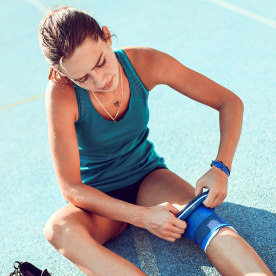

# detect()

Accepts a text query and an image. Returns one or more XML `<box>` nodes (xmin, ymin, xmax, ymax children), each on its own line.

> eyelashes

<box><xmin>78</xmin><ymin>78</ymin><xmax>87</xmax><ymax>84</ymax></box>
<box><xmin>78</xmin><ymin>58</ymin><xmax>106</xmax><ymax>84</ymax></box>
<box><xmin>97</xmin><ymin>58</ymin><xmax>106</xmax><ymax>68</ymax></box>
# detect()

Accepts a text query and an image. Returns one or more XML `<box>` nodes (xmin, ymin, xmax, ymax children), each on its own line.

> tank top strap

<box><xmin>114</xmin><ymin>49</ymin><xmax>149</xmax><ymax>103</ymax></box>
<box><xmin>73</xmin><ymin>83</ymin><xmax>90</xmax><ymax>124</ymax></box>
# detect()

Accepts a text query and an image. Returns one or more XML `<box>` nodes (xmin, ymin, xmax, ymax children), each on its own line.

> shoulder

<box><xmin>45</xmin><ymin>79</ymin><xmax>78</xmax><ymax>123</ymax></box>
<box><xmin>115</xmin><ymin>46</ymin><xmax>173</xmax><ymax>91</ymax></box>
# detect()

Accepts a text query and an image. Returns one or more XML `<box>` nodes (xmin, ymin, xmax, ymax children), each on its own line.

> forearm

<box><xmin>63</xmin><ymin>182</ymin><xmax>147</xmax><ymax>227</ymax></box>
<box><xmin>215</xmin><ymin>96</ymin><xmax>244</xmax><ymax>170</ymax></box>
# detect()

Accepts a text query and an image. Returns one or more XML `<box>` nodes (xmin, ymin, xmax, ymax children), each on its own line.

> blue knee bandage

<box><xmin>182</xmin><ymin>205</ymin><xmax>235</xmax><ymax>252</ymax></box>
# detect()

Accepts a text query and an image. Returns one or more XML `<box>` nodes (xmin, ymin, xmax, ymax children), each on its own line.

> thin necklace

<box><xmin>91</xmin><ymin>63</ymin><xmax>124</xmax><ymax>122</ymax></box>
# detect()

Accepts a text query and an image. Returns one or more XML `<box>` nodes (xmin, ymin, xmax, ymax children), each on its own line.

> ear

<box><xmin>102</xmin><ymin>26</ymin><xmax>112</xmax><ymax>45</ymax></box>
<box><xmin>54</xmin><ymin>65</ymin><xmax>66</xmax><ymax>76</ymax></box>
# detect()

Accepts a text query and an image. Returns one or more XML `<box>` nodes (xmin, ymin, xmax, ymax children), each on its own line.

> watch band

<box><xmin>210</xmin><ymin>160</ymin><xmax>230</xmax><ymax>177</ymax></box>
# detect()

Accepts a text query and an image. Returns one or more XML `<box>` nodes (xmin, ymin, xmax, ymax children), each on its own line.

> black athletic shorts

<box><xmin>105</xmin><ymin>167</ymin><xmax>166</xmax><ymax>204</ymax></box>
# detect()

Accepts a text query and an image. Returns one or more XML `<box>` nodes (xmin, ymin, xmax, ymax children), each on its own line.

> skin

<box><xmin>43</xmin><ymin>26</ymin><xmax>273</xmax><ymax>275</ymax></box>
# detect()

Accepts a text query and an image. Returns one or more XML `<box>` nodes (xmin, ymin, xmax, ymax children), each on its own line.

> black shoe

<box><xmin>7</xmin><ymin>261</ymin><xmax>51</xmax><ymax>276</ymax></box>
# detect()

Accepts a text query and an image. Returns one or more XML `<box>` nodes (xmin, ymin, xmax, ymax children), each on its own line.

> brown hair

<box><xmin>38</xmin><ymin>7</ymin><xmax>111</xmax><ymax>83</ymax></box>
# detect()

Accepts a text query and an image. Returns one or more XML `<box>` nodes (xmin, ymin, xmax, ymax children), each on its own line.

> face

<box><xmin>60</xmin><ymin>27</ymin><xmax>119</xmax><ymax>93</ymax></box>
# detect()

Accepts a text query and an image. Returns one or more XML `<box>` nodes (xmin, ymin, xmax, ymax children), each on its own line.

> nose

<box><xmin>91</xmin><ymin>70</ymin><xmax>106</xmax><ymax>89</ymax></box>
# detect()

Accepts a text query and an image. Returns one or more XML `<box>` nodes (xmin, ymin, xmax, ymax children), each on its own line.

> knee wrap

<box><xmin>182</xmin><ymin>205</ymin><xmax>235</xmax><ymax>252</ymax></box>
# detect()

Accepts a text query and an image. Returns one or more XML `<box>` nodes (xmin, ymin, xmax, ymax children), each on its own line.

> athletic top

<box><xmin>73</xmin><ymin>48</ymin><xmax>167</xmax><ymax>192</ymax></box>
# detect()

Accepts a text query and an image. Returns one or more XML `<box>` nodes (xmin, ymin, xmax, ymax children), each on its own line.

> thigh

<box><xmin>136</xmin><ymin>168</ymin><xmax>195</xmax><ymax>210</ymax></box>
<box><xmin>46</xmin><ymin>203</ymin><xmax>128</xmax><ymax>245</ymax></box>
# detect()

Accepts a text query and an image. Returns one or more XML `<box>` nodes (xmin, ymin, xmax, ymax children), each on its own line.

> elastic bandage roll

<box><xmin>183</xmin><ymin>205</ymin><xmax>236</xmax><ymax>252</ymax></box>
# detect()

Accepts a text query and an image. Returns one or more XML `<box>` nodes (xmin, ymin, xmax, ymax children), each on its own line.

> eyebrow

<box><xmin>73</xmin><ymin>52</ymin><xmax>103</xmax><ymax>82</ymax></box>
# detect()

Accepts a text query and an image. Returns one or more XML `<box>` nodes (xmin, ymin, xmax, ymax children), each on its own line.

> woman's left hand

<box><xmin>195</xmin><ymin>166</ymin><xmax>228</xmax><ymax>208</ymax></box>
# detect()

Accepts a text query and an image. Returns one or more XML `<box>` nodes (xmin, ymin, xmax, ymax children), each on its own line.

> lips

<box><xmin>101</xmin><ymin>77</ymin><xmax>113</xmax><ymax>90</ymax></box>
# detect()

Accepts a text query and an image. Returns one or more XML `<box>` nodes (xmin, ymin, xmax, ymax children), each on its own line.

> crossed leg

<box><xmin>136</xmin><ymin>168</ymin><xmax>273</xmax><ymax>276</ymax></box>
<box><xmin>44</xmin><ymin>203</ymin><xmax>146</xmax><ymax>276</ymax></box>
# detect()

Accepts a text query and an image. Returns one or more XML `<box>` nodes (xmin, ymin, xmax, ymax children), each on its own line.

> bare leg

<box><xmin>137</xmin><ymin>169</ymin><xmax>273</xmax><ymax>275</ymax></box>
<box><xmin>44</xmin><ymin>204</ymin><xmax>146</xmax><ymax>276</ymax></box>
<box><xmin>207</xmin><ymin>228</ymin><xmax>273</xmax><ymax>276</ymax></box>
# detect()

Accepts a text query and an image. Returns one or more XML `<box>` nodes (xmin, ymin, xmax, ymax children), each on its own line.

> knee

<box><xmin>43</xmin><ymin>213</ymin><xmax>76</xmax><ymax>248</ymax></box>
<box><xmin>43</xmin><ymin>214</ymin><xmax>61</xmax><ymax>246</ymax></box>
<box><xmin>213</xmin><ymin>226</ymin><xmax>238</xmax><ymax>240</ymax></box>
<box><xmin>183</xmin><ymin>205</ymin><xmax>235</xmax><ymax>252</ymax></box>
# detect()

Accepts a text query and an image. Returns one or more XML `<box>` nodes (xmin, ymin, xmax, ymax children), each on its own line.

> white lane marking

<box><xmin>2</xmin><ymin>1</ymin><xmax>47</xmax><ymax>112</ymax></box>
<box><xmin>26</xmin><ymin>0</ymin><xmax>48</xmax><ymax>14</ymax></box>
<box><xmin>205</xmin><ymin>0</ymin><xmax>276</xmax><ymax>29</ymax></box>
<box><xmin>0</xmin><ymin>93</ymin><xmax>45</xmax><ymax>111</ymax></box>
<box><xmin>131</xmin><ymin>226</ymin><xmax>160</xmax><ymax>276</ymax></box>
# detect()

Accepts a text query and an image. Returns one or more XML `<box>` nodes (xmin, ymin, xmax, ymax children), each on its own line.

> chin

<box><xmin>94</xmin><ymin>75</ymin><xmax>118</xmax><ymax>93</ymax></box>
<box><xmin>107</xmin><ymin>76</ymin><xmax>119</xmax><ymax>92</ymax></box>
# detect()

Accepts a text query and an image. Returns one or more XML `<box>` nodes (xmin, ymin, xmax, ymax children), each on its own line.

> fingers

<box><xmin>173</xmin><ymin>216</ymin><xmax>187</xmax><ymax>230</ymax></box>
<box><xmin>166</xmin><ymin>203</ymin><xmax>187</xmax><ymax>231</ymax></box>
<box><xmin>166</xmin><ymin>210</ymin><xmax>187</xmax><ymax>233</ymax></box>
<box><xmin>214</xmin><ymin>193</ymin><xmax>227</xmax><ymax>206</ymax></box>
<box><xmin>150</xmin><ymin>202</ymin><xmax>191</xmax><ymax>243</ymax></box>
<box><xmin>171</xmin><ymin>225</ymin><xmax>185</xmax><ymax>235</ymax></box>
<box><xmin>165</xmin><ymin>202</ymin><xmax>181</xmax><ymax>216</ymax></box>
<box><xmin>162</xmin><ymin>233</ymin><xmax>182</xmax><ymax>242</ymax></box>
<box><xmin>165</xmin><ymin>218</ymin><xmax>186</xmax><ymax>242</ymax></box>
<box><xmin>196</xmin><ymin>180</ymin><xmax>216</xmax><ymax>207</ymax></box>
<box><xmin>203</xmin><ymin>190</ymin><xmax>215</xmax><ymax>207</ymax></box>
<box><xmin>196</xmin><ymin>174</ymin><xmax>227</xmax><ymax>208</ymax></box>
<box><xmin>203</xmin><ymin>190</ymin><xmax>227</xmax><ymax>208</ymax></box>
<box><xmin>160</xmin><ymin>209</ymin><xmax>187</xmax><ymax>242</ymax></box>
<box><xmin>195</xmin><ymin>183</ymin><xmax>203</xmax><ymax>197</ymax></box>
<box><xmin>160</xmin><ymin>226</ymin><xmax>184</xmax><ymax>242</ymax></box>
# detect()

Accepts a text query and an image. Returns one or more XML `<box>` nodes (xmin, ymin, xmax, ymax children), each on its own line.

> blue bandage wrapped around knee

<box><xmin>183</xmin><ymin>205</ymin><xmax>234</xmax><ymax>252</ymax></box>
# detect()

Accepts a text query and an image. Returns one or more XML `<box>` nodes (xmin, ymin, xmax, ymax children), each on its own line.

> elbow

<box><xmin>220</xmin><ymin>93</ymin><xmax>244</xmax><ymax>115</ymax></box>
<box><xmin>62</xmin><ymin>191</ymin><xmax>72</xmax><ymax>203</ymax></box>
<box><xmin>58</xmin><ymin>181</ymin><xmax>83</xmax><ymax>205</ymax></box>
<box><xmin>62</xmin><ymin>188</ymin><xmax>79</xmax><ymax>205</ymax></box>
<box><xmin>234</xmin><ymin>95</ymin><xmax>244</xmax><ymax>115</ymax></box>
<box><xmin>60</xmin><ymin>186</ymin><xmax>73</xmax><ymax>203</ymax></box>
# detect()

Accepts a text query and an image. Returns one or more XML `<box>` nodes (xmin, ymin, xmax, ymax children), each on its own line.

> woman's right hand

<box><xmin>141</xmin><ymin>202</ymin><xmax>187</xmax><ymax>242</ymax></box>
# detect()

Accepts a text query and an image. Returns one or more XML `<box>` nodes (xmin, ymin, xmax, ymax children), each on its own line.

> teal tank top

<box><xmin>74</xmin><ymin>48</ymin><xmax>167</xmax><ymax>192</ymax></box>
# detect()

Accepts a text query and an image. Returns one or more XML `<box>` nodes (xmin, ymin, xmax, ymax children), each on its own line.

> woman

<box><xmin>39</xmin><ymin>7</ymin><xmax>272</xmax><ymax>276</ymax></box>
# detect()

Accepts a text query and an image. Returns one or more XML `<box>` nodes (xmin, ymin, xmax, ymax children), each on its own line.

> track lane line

<box><xmin>26</xmin><ymin>0</ymin><xmax>48</xmax><ymax>14</ymax></box>
<box><xmin>0</xmin><ymin>93</ymin><xmax>45</xmax><ymax>111</ymax></box>
<box><xmin>205</xmin><ymin>0</ymin><xmax>276</xmax><ymax>29</ymax></box>
<box><xmin>131</xmin><ymin>226</ymin><xmax>161</xmax><ymax>276</ymax></box>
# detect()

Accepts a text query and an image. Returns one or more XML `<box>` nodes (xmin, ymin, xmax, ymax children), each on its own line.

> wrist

<box><xmin>210</xmin><ymin>160</ymin><xmax>231</xmax><ymax>177</ymax></box>
<box><xmin>131</xmin><ymin>205</ymin><xmax>149</xmax><ymax>228</ymax></box>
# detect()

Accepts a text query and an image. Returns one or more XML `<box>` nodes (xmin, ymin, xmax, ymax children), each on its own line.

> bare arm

<box><xmin>45</xmin><ymin>80</ymin><xmax>146</xmax><ymax>227</ymax></box>
<box><xmin>140</xmin><ymin>48</ymin><xmax>244</xmax><ymax>207</ymax></box>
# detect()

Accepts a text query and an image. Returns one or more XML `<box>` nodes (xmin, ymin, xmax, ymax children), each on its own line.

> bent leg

<box><xmin>44</xmin><ymin>203</ymin><xmax>146</xmax><ymax>276</ymax></box>
<box><xmin>136</xmin><ymin>168</ymin><xmax>272</xmax><ymax>275</ymax></box>
<box><xmin>136</xmin><ymin>168</ymin><xmax>195</xmax><ymax>207</ymax></box>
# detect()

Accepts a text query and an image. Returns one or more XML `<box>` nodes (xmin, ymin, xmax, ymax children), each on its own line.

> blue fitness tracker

<box><xmin>210</xmin><ymin>160</ymin><xmax>230</xmax><ymax>177</ymax></box>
